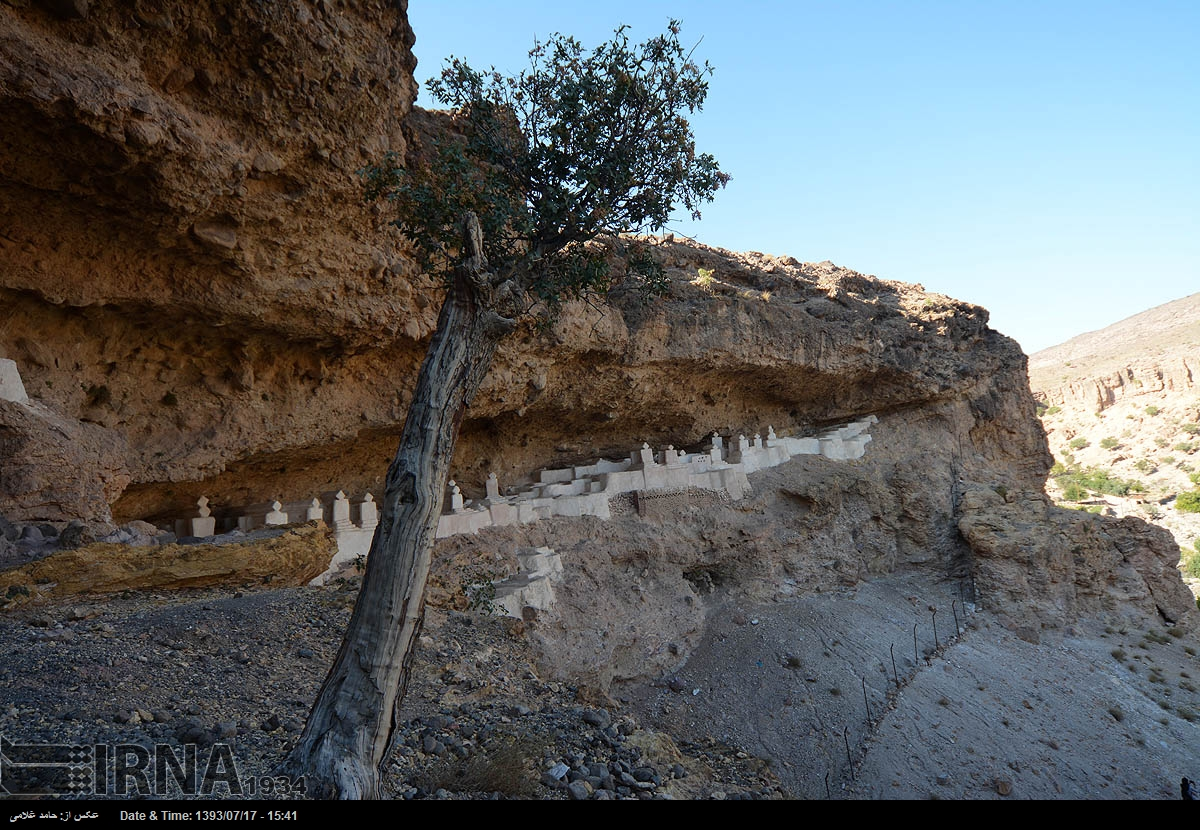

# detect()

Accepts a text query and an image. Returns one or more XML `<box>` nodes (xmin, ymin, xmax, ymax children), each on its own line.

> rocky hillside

<box><xmin>1029</xmin><ymin>293</ymin><xmax>1199</xmax><ymax>411</ymax></box>
<box><xmin>1028</xmin><ymin>293</ymin><xmax>1200</xmax><ymax>596</ymax></box>
<box><xmin>1</xmin><ymin>0</ymin><xmax>1045</xmax><ymax>530</ymax></box>
<box><xmin>1</xmin><ymin>0</ymin><xmax>1197</xmax><ymax>786</ymax></box>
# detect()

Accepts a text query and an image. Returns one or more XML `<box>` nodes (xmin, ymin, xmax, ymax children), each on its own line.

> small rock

<box><xmin>297</xmin><ymin>648</ymin><xmax>315</xmax><ymax>659</ymax></box>
<box><xmin>566</xmin><ymin>781</ymin><xmax>591</xmax><ymax>800</ymax></box>
<box><xmin>995</xmin><ymin>778</ymin><xmax>1012</xmax><ymax>796</ymax></box>
<box><xmin>192</xmin><ymin>221</ymin><xmax>237</xmax><ymax>250</ymax></box>
<box><xmin>58</xmin><ymin>520</ymin><xmax>94</xmax><ymax>550</ymax></box>
<box><xmin>251</xmin><ymin>151</ymin><xmax>283</xmax><ymax>174</ymax></box>
<box><xmin>582</xmin><ymin>709</ymin><xmax>611</xmax><ymax>729</ymax></box>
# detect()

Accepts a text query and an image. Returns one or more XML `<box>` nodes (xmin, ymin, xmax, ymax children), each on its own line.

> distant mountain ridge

<box><xmin>1029</xmin><ymin>292</ymin><xmax>1199</xmax><ymax>409</ymax></box>
<box><xmin>1029</xmin><ymin>291</ymin><xmax>1200</xmax><ymax>596</ymax></box>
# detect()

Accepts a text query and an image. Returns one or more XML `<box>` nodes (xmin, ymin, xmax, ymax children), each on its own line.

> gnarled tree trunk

<box><xmin>283</xmin><ymin>215</ymin><xmax>514</xmax><ymax>798</ymax></box>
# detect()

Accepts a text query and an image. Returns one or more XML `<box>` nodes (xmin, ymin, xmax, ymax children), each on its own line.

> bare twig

<box><xmin>843</xmin><ymin>726</ymin><xmax>854</xmax><ymax>779</ymax></box>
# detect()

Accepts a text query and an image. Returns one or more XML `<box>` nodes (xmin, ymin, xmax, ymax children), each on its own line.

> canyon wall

<box><xmin>1029</xmin><ymin>293</ymin><xmax>1199</xmax><ymax>411</ymax></box>
<box><xmin>1</xmin><ymin>1</ymin><xmax>1193</xmax><ymax>661</ymax></box>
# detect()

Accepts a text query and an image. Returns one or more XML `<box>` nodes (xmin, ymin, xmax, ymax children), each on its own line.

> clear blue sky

<box><xmin>408</xmin><ymin>2</ymin><xmax>1199</xmax><ymax>354</ymax></box>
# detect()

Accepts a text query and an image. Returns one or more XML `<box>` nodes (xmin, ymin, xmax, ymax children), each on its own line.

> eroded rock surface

<box><xmin>0</xmin><ymin>522</ymin><xmax>333</xmax><ymax>601</ymax></box>
<box><xmin>1</xmin><ymin>0</ymin><xmax>1195</xmax><ymax>714</ymax></box>
<box><xmin>0</xmin><ymin>397</ymin><xmax>129</xmax><ymax>525</ymax></box>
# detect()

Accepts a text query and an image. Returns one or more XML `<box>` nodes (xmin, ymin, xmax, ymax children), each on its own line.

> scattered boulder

<box><xmin>0</xmin><ymin>398</ymin><xmax>129</xmax><ymax>526</ymax></box>
<box><xmin>58</xmin><ymin>520</ymin><xmax>96</xmax><ymax>550</ymax></box>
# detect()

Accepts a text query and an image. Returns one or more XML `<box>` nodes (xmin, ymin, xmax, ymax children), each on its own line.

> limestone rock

<box><xmin>0</xmin><ymin>360</ymin><xmax>28</xmax><ymax>404</ymax></box>
<box><xmin>0</xmin><ymin>398</ymin><xmax>129</xmax><ymax>526</ymax></box>
<box><xmin>0</xmin><ymin>522</ymin><xmax>334</xmax><ymax>602</ymax></box>
<box><xmin>0</xmin><ymin>0</ymin><xmax>1190</xmax><ymax>644</ymax></box>
<box><xmin>959</xmin><ymin>486</ymin><xmax>1198</xmax><ymax>632</ymax></box>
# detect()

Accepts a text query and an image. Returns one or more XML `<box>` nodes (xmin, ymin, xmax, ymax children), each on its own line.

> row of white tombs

<box><xmin>173</xmin><ymin>418</ymin><xmax>877</xmax><ymax>583</ymax></box>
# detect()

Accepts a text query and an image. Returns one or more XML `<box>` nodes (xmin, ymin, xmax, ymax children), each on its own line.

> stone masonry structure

<box><xmin>170</xmin><ymin>417</ymin><xmax>877</xmax><ymax>584</ymax></box>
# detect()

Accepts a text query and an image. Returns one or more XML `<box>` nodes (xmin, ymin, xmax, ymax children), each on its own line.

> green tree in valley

<box><xmin>283</xmin><ymin>21</ymin><xmax>728</xmax><ymax>798</ymax></box>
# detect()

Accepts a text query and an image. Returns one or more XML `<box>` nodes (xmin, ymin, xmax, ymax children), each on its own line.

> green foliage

<box><xmin>1062</xmin><ymin>482</ymin><xmax>1088</xmax><ymax>501</ymax></box>
<box><xmin>362</xmin><ymin>21</ymin><xmax>728</xmax><ymax>318</ymax></box>
<box><xmin>1054</xmin><ymin>466</ymin><xmax>1145</xmax><ymax>499</ymax></box>
<box><xmin>1182</xmin><ymin>552</ymin><xmax>1200</xmax><ymax>580</ymax></box>
<box><xmin>692</xmin><ymin>267</ymin><xmax>717</xmax><ymax>293</ymax></box>
<box><xmin>1045</xmin><ymin>405</ymin><xmax>1062</xmax><ymax>416</ymax></box>
<box><xmin>1175</xmin><ymin>490</ymin><xmax>1200</xmax><ymax>514</ymax></box>
<box><xmin>1068</xmin><ymin>437</ymin><xmax>1089</xmax><ymax>450</ymax></box>
<box><xmin>1183</xmin><ymin>423</ymin><xmax>1200</xmax><ymax>435</ymax></box>
<box><xmin>1145</xmin><ymin>405</ymin><xmax>1160</xmax><ymax>416</ymax></box>
<box><xmin>1035</xmin><ymin>401</ymin><xmax>1048</xmax><ymax>417</ymax></box>
<box><xmin>1160</xmin><ymin>455</ymin><xmax>1176</xmax><ymax>466</ymax></box>
<box><xmin>1099</xmin><ymin>436</ymin><xmax>1119</xmax><ymax>450</ymax></box>
<box><xmin>1174</xmin><ymin>442</ymin><xmax>1197</xmax><ymax>454</ymax></box>
<box><xmin>1191</xmin><ymin>472</ymin><xmax>1200</xmax><ymax>486</ymax></box>
<box><xmin>1134</xmin><ymin>459</ymin><xmax>1156</xmax><ymax>474</ymax></box>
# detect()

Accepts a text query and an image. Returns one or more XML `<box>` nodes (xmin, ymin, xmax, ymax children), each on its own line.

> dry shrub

<box><xmin>412</xmin><ymin>734</ymin><xmax>545</xmax><ymax>798</ymax></box>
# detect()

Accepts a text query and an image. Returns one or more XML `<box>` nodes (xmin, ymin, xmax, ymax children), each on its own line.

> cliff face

<box><xmin>0</xmin><ymin>2</ymin><xmax>1192</xmax><ymax>649</ymax></box>
<box><xmin>0</xmin><ymin>0</ymin><xmax>1048</xmax><ymax>522</ymax></box>
<box><xmin>1028</xmin><ymin>293</ymin><xmax>1200</xmax><ymax>599</ymax></box>
<box><xmin>1029</xmin><ymin>293</ymin><xmax>1199</xmax><ymax>411</ymax></box>
<box><xmin>0</xmin><ymin>0</ymin><xmax>421</xmax><ymax>517</ymax></box>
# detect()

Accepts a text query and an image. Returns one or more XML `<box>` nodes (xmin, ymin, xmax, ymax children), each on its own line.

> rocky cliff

<box><xmin>1028</xmin><ymin>293</ymin><xmax>1200</xmax><ymax>598</ymax></box>
<box><xmin>1</xmin><ymin>0</ymin><xmax>1194</xmax><ymax>661</ymax></box>
<box><xmin>1029</xmin><ymin>293</ymin><xmax>1199</xmax><ymax>411</ymax></box>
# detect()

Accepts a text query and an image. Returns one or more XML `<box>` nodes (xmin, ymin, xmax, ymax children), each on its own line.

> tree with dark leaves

<box><xmin>283</xmin><ymin>20</ymin><xmax>728</xmax><ymax>799</ymax></box>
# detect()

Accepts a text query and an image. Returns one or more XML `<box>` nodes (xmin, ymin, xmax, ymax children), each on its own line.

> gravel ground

<box><xmin>0</xmin><ymin>576</ymin><xmax>781</xmax><ymax>801</ymax></box>
<box><xmin>621</xmin><ymin>570</ymin><xmax>1200</xmax><ymax>800</ymax></box>
<box><xmin>3</xmin><ymin>564</ymin><xmax>1197</xmax><ymax>801</ymax></box>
